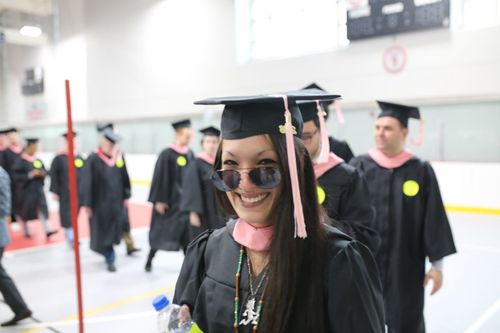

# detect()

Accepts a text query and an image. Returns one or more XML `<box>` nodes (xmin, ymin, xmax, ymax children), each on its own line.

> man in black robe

<box><xmin>180</xmin><ymin>126</ymin><xmax>225</xmax><ymax>241</ymax></box>
<box><xmin>145</xmin><ymin>119</ymin><xmax>194</xmax><ymax>272</ymax></box>
<box><xmin>298</xmin><ymin>101</ymin><xmax>380</xmax><ymax>254</ymax></box>
<box><xmin>49</xmin><ymin>132</ymin><xmax>85</xmax><ymax>247</ymax></box>
<box><xmin>12</xmin><ymin>138</ymin><xmax>56</xmax><ymax>239</ymax></box>
<box><xmin>96</xmin><ymin>123</ymin><xmax>140</xmax><ymax>256</ymax></box>
<box><xmin>302</xmin><ymin>83</ymin><xmax>354</xmax><ymax>162</ymax></box>
<box><xmin>81</xmin><ymin>128</ymin><xmax>131</xmax><ymax>272</ymax></box>
<box><xmin>350</xmin><ymin>101</ymin><xmax>457</xmax><ymax>333</ymax></box>
<box><xmin>1</xmin><ymin>128</ymin><xmax>23</xmax><ymax>223</ymax></box>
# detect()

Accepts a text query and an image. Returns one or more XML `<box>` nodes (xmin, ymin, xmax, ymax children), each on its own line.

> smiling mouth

<box><xmin>239</xmin><ymin>193</ymin><xmax>269</xmax><ymax>205</ymax></box>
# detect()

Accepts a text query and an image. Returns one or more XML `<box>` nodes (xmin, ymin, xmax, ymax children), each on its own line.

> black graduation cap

<box><xmin>298</xmin><ymin>98</ymin><xmax>337</xmax><ymax>123</ymax></box>
<box><xmin>96</xmin><ymin>123</ymin><xmax>114</xmax><ymax>132</ymax></box>
<box><xmin>301</xmin><ymin>83</ymin><xmax>335</xmax><ymax>119</ymax></box>
<box><xmin>376</xmin><ymin>101</ymin><xmax>421</xmax><ymax>128</ymax></box>
<box><xmin>6</xmin><ymin>127</ymin><xmax>18</xmax><ymax>133</ymax></box>
<box><xmin>25</xmin><ymin>137</ymin><xmax>39</xmax><ymax>145</ymax></box>
<box><xmin>172</xmin><ymin>119</ymin><xmax>191</xmax><ymax>130</ymax></box>
<box><xmin>101</xmin><ymin>128</ymin><xmax>121</xmax><ymax>144</ymax></box>
<box><xmin>62</xmin><ymin>131</ymin><xmax>78</xmax><ymax>138</ymax></box>
<box><xmin>0</xmin><ymin>128</ymin><xmax>10</xmax><ymax>135</ymax></box>
<box><xmin>199</xmin><ymin>126</ymin><xmax>221</xmax><ymax>137</ymax></box>
<box><xmin>194</xmin><ymin>89</ymin><xmax>340</xmax><ymax>140</ymax></box>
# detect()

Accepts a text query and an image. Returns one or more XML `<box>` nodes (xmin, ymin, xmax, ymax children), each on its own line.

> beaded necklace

<box><xmin>234</xmin><ymin>245</ymin><xmax>268</xmax><ymax>333</ymax></box>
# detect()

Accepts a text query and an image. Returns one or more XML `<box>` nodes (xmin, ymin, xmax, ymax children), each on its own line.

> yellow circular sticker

<box><xmin>74</xmin><ymin>158</ymin><xmax>84</xmax><ymax>168</ymax></box>
<box><xmin>33</xmin><ymin>160</ymin><xmax>43</xmax><ymax>169</ymax></box>
<box><xmin>403</xmin><ymin>180</ymin><xmax>420</xmax><ymax>197</ymax></box>
<box><xmin>177</xmin><ymin>156</ymin><xmax>187</xmax><ymax>167</ymax></box>
<box><xmin>317</xmin><ymin>186</ymin><xmax>326</xmax><ymax>205</ymax></box>
<box><xmin>116</xmin><ymin>159</ymin><xmax>125</xmax><ymax>168</ymax></box>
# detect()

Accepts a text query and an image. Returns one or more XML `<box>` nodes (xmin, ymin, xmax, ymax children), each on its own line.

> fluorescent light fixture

<box><xmin>19</xmin><ymin>26</ymin><xmax>43</xmax><ymax>37</ymax></box>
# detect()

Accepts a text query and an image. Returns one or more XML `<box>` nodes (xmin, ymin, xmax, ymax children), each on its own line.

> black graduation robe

<box><xmin>12</xmin><ymin>156</ymin><xmax>49</xmax><ymax>221</ymax></box>
<box><xmin>148</xmin><ymin>147</ymin><xmax>194</xmax><ymax>251</ymax></box>
<box><xmin>49</xmin><ymin>153</ymin><xmax>86</xmax><ymax>228</ymax></box>
<box><xmin>329</xmin><ymin>136</ymin><xmax>354</xmax><ymax>163</ymax></box>
<box><xmin>1</xmin><ymin>148</ymin><xmax>22</xmax><ymax>217</ymax></box>
<box><xmin>80</xmin><ymin>152</ymin><xmax>131</xmax><ymax>255</ymax></box>
<box><xmin>180</xmin><ymin>158</ymin><xmax>225</xmax><ymax>240</ymax></box>
<box><xmin>317</xmin><ymin>162</ymin><xmax>380</xmax><ymax>254</ymax></box>
<box><xmin>350</xmin><ymin>155</ymin><xmax>457</xmax><ymax>333</ymax></box>
<box><xmin>174</xmin><ymin>221</ymin><xmax>385</xmax><ymax>333</ymax></box>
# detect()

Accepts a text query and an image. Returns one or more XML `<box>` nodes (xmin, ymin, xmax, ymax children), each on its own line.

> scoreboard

<box><xmin>347</xmin><ymin>0</ymin><xmax>450</xmax><ymax>41</ymax></box>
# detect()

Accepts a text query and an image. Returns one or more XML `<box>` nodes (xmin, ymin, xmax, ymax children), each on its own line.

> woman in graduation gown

<box><xmin>173</xmin><ymin>91</ymin><xmax>385</xmax><ymax>333</ymax></box>
<box><xmin>12</xmin><ymin>138</ymin><xmax>56</xmax><ymax>239</ymax></box>
<box><xmin>180</xmin><ymin>126</ymin><xmax>226</xmax><ymax>241</ymax></box>
<box><xmin>298</xmin><ymin>100</ymin><xmax>380</xmax><ymax>254</ymax></box>
<box><xmin>49</xmin><ymin>132</ymin><xmax>85</xmax><ymax>246</ymax></box>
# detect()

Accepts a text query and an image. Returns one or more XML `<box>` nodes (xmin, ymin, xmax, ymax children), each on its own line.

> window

<box><xmin>236</xmin><ymin>0</ymin><xmax>348</xmax><ymax>63</ymax></box>
<box><xmin>451</xmin><ymin>0</ymin><xmax>500</xmax><ymax>30</ymax></box>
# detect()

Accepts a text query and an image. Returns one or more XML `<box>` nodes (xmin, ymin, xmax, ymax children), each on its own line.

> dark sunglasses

<box><xmin>211</xmin><ymin>167</ymin><xmax>282</xmax><ymax>192</ymax></box>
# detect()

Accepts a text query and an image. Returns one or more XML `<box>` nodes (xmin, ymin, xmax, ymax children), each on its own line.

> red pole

<box><xmin>65</xmin><ymin>80</ymin><xmax>84</xmax><ymax>333</ymax></box>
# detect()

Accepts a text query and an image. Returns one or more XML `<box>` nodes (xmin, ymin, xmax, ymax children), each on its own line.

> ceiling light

<box><xmin>19</xmin><ymin>26</ymin><xmax>43</xmax><ymax>37</ymax></box>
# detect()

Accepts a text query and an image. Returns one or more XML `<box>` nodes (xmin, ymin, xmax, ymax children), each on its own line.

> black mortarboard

<box><xmin>376</xmin><ymin>101</ymin><xmax>420</xmax><ymax>128</ymax></box>
<box><xmin>199</xmin><ymin>126</ymin><xmax>221</xmax><ymax>137</ymax></box>
<box><xmin>194</xmin><ymin>89</ymin><xmax>340</xmax><ymax>140</ymax></box>
<box><xmin>101</xmin><ymin>128</ymin><xmax>121</xmax><ymax>144</ymax></box>
<box><xmin>301</xmin><ymin>83</ymin><xmax>334</xmax><ymax>119</ymax></box>
<box><xmin>6</xmin><ymin>127</ymin><xmax>18</xmax><ymax>133</ymax></box>
<box><xmin>172</xmin><ymin>119</ymin><xmax>191</xmax><ymax>130</ymax></box>
<box><xmin>298</xmin><ymin>98</ymin><xmax>338</xmax><ymax>123</ymax></box>
<box><xmin>25</xmin><ymin>138</ymin><xmax>39</xmax><ymax>145</ymax></box>
<box><xmin>62</xmin><ymin>131</ymin><xmax>78</xmax><ymax>138</ymax></box>
<box><xmin>97</xmin><ymin>123</ymin><xmax>114</xmax><ymax>132</ymax></box>
<box><xmin>0</xmin><ymin>128</ymin><xmax>9</xmax><ymax>135</ymax></box>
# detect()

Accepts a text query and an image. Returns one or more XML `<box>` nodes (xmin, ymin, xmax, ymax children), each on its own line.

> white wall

<box><xmin>3</xmin><ymin>0</ymin><xmax>499</xmax><ymax>126</ymax></box>
<box><xmin>37</xmin><ymin>152</ymin><xmax>500</xmax><ymax>211</ymax></box>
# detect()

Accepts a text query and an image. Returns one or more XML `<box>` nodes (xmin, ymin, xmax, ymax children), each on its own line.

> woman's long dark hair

<box><xmin>214</xmin><ymin>134</ymin><xmax>328</xmax><ymax>333</ymax></box>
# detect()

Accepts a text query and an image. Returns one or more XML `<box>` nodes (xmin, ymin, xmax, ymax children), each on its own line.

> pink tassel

<box><xmin>278</xmin><ymin>95</ymin><xmax>307</xmax><ymax>239</ymax></box>
<box><xmin>316</xmin><ymin>101</ymin><xmax>330</xmax><ymax>164</ymax></box>
<box><xmin>334</xmin><ymin>100</ymin><xmax>345</xmax><ymax>124</ymax></box>
<box><xmin>411</xmin><ymin>119</ymin><xmax>425</xmax><ymax>146</ymax></box>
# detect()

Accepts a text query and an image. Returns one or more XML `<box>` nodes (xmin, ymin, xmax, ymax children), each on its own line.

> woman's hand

<box><xmin>179</xmin><ymin>304</ymin><xmax>191</xmax><ymax>323</ymax></box>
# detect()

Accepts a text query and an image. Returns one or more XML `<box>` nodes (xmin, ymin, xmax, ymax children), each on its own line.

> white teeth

<box><xmin>241</xmin><ymin>193</ymin><xmax>267</xmax><ymax>204</ymax></box>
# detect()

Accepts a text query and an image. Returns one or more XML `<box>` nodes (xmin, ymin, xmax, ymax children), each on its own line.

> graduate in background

<box><xmin>0</xmin><ymin>129</ymin><xmax>9</xmax><ymax>167</ymax></box>
<box><xmin>350</xmin><ymin>101</ymin><xmax>457</xmax><ymax>333</ymax></box>
<box><xmin>81</xmin><ymin>128</ymin><xmax>130</xmax><ymax>272</ymax></box>
<box><xmin>96</xmin><ymin>123</ymin><xmax>140</xmax><ymax>256</ymax></box>
<box><xmin>180</xmin><ymin>126</ymin><xmax>225</xmax><ymax>241</ymax></box>
<box><xmin>12</xmin><ymin>138</ymin><xmax>56</xmax><ymax>239</ymax></box>
<box><xmin>0</xmin><ymin>165</ymin><xmax>32</xmax><ymax>327</ymax></box>
<box><xmin>303</xmin><ymin>83</ymin><xmax>354</xmax><ymax>162</ymax></box>
<box><xmin>49</xmin><ymin>132</ymin><xmax>85</xmax><ymax>247</ymax></box>
<box><xmin>145</xmin><ymin>119</ymin><xmax>194</xmax><ymax>272</ymax></box>
<box><xmin>1</xmin><ymin>128</ymin><xmax>23</xmax><ymax>223</ymax></box>
<box><xmin>298</xmin><ymin>100</ymin><xmax>380</xmax><ymax>254</ymax></box>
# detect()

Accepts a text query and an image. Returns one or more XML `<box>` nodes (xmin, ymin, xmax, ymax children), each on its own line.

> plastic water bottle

<box><xmin>153</xmin><ymin>295</ymin><xmax>194</xmax><ymax>333</ymax></box>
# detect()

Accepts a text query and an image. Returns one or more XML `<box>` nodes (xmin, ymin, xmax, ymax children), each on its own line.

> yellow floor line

<box><xmin>20</xmin><ymin>284</ymin><xmax>175</xmax><ymax>333</ymax></box>
<box><xmin>445</xmin><ymin>205</ymin><xmax>500</xmax><ymax>216</ymax></box>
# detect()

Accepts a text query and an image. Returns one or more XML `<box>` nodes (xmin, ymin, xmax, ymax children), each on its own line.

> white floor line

<box><xmin>464</xmin><ymin>298</ymin><xmax>500</xmax><ymax>333</ymax></box>
<box><xmin>458</xmin><ymin>243</ymin><xmax>500</xmax><ymax>254</ymax></box>
<box><xmin>17</xmin><ymin>311</ymin><xmax>157</xmax><ymax>329</ymax></box>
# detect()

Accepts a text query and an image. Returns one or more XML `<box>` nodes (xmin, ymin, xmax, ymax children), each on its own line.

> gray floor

<box><xmin>1</xmin><ymin>212</ymin><xmax>499</xmax><ymax>332</ymax></box>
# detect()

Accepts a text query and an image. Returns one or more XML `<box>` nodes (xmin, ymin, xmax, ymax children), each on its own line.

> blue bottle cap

<box><xmin>153</xmin><ymin>295</ymin><xmax>170</xmax><ymax>312</ymax></box>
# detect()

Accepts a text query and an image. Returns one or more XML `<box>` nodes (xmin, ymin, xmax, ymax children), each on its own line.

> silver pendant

<box><xmin>239</xmin><ymin>297</ymin><xmax>258</xmax><ymax>326</ymax></box>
